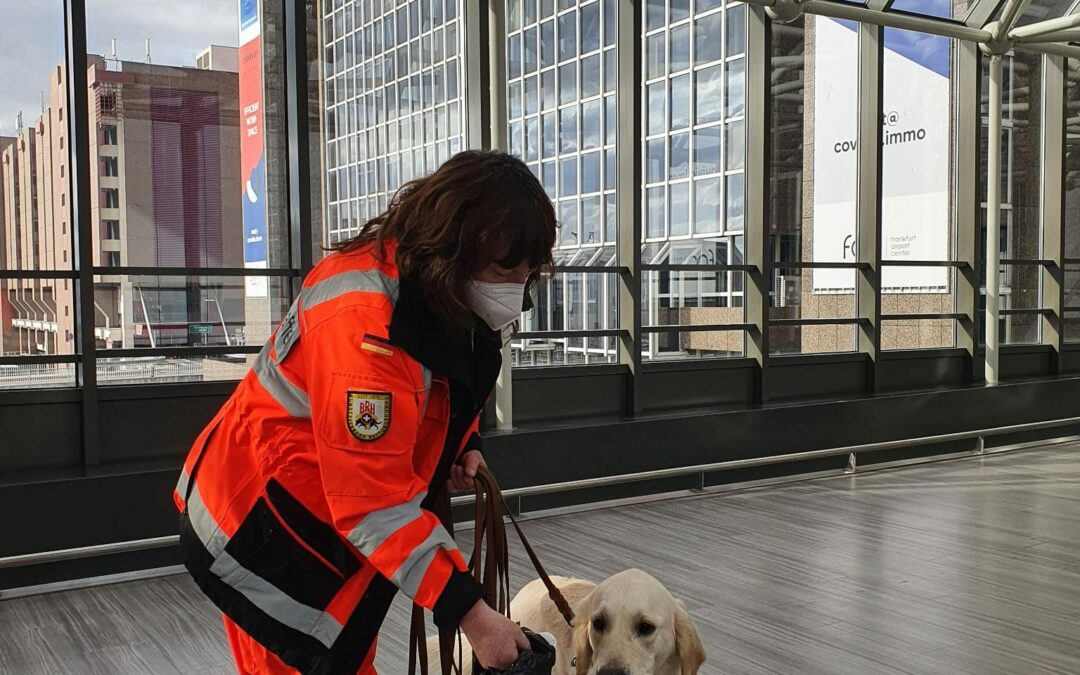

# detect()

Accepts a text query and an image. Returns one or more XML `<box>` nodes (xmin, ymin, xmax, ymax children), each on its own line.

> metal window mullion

<box><xmin>956</xmin><ymin>41</ymin><xmax>980</xmax><ymax>382</ymax></box>
<box><xmin>465</xmin><ymin>0</ymin><xmax>494</xmax><ymax>150</ymax></box>
<box><xmin>478</xmin><ymin>0</ymin><xmax>512</xmax><ymax>427</ymax></box>
<box><xmin>65</xmin><ymin>0</ymin><xmax>98</xmax><ymax>467</ymax></box>
<box><xmin>986</xmin><ymin>53</ymin><xmax>1004</xmax><ymax>384</ymax></box>
<box><xmin>618</xmin><ymin>0</ymin><xmax>642</xmax><ymax>413</ymax></box>
<box><xmin>856</xmin><ymin>22</ymin><xmax>883</xmax><ymax>392</ymax></box>
<box><xmin>1041</xmin><ymin>54</ymin><xmax>1066</xmax><ymax>375</ymax></box>
<box><xmin>743</xmin><ymin>3</ymin><xmax>769</xmax><ymax>403</ymax></box>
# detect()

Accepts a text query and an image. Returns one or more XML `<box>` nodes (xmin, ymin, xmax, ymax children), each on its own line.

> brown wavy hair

<box><xmin>330</xmin><ymin>150</ymin><xmax>557</xmax><ymax>327</ymax></box>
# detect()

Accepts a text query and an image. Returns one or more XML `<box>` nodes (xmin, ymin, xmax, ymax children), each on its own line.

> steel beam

<box><xmin>65</xmin><ymin>0</ymin><xmax>99</xmax><ymax>467</ymax></box>
<box><xmin>1009</xmin><ymin>12</ymin><xmax>1080</xmax><ymax>40</ymax></box>
<box><xmin>617</xmin><ymin>0</ymin><xmax>644</xmax><ymax>415</ymax></box>
<box><xmin>954</xmin><ymin>41</ymin><xmax>981</xmax><ymax>383</ymax></box>
<box><xmin>802</xmin><ymin>0</ymin><xmax>994</xmax><ymax>42</ymax></box>
<box><xmin>856</xmin><ymin>23</ymin><xmax>884</xmax><ymax>392</ymax></box>
<box><xmin>285</xmin><ymin>0</ymin><xmax>314</xmax><ymax>278</ymax></box>
<box><xmin>994</xmin><ymin>0</ymin><xmax>1033</xmax><ymax>41</ymax></box>
<box><xmin>1041</xmin><ymin>55</ymin><xmax>1067</xmax><ymax>375</ymax></box>
<box><xmin>986</xmin><ymin>54</ymin><xmax>1004</xmax><ymax>385</ymax></box>
<box><xmin>745</xmin><ymin>5</ymin><xmax>772</xmax><ymax>403</ymax></box>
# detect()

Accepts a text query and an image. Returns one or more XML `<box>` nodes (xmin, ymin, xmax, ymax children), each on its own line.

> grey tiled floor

<box><xmin>2</xmin><ymin>444</ymin><xmax>1078</xmax><ymax>674</ymax></box>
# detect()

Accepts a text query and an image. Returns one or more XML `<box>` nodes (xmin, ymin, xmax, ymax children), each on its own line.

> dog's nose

<box><xmin>597</xmin><ymin>668</ymin><xmax>629</xmax><ymax>675</ymax></box>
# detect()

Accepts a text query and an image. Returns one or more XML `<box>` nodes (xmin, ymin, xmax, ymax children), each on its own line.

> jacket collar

<box><xmin>389</xmin><ymin>272</ymin><xmax>502</xmax><ymax>402</ymax></box>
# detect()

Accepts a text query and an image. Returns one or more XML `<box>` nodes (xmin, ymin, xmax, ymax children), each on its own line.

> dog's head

<box><xmin>572</xmin><ymin>569</ymin><xmax>705</xmax><ymax>675</ymax></box>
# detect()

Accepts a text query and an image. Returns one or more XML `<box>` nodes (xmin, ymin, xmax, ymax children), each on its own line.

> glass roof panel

<box><xmin>642</xmin><ymin>242</ymin><xmax>668</xmax><ymax>265</ymax></box>
<box><xmin>889</xmin><ymin>0</ymin><xmax>953</xmax><ymax>19</ymax></box>
<box><xmin>567</xmin><ymin>249</ymin><xmax>592</xmax><ymax>266</ymax></box>
<box><xmin>595</xmin><ymin>246</ymin><xmax>616</xmax><ymax>267</ymax></box>
<box><xmin>1012</xmin><ymin>0</ymin><xmax>1077</xmax><ymax>27</ymax></box>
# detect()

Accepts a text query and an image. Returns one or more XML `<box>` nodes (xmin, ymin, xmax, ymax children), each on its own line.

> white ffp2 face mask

<box><xmin>465</xmin><ymin>280</ymin><xmax>525</xmax><ymax>332</ymax></box>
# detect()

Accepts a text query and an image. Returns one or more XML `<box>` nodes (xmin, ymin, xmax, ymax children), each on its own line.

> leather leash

<box><xmin>409</xmin><ymin>464</ymin><xmax>575</xmax><ymax>674</ymax></box>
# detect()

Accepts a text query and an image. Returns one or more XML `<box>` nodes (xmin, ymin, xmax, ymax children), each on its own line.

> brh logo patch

<box><xmin>347</xmin><ymin>391</ymin><xmax>391</xmax><ymax>441</ymax></box>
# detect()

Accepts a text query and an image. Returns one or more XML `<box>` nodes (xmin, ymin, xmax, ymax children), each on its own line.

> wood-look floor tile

<box><xmin>2</xmin><ymin>445</ymin><xmax>1079</xmax><ymax>674</ymax></box>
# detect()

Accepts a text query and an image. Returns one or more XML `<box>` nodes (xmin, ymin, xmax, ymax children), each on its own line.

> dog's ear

<box><xmin>674</xmin><ymin>601</ymin><xmax>705</xmax><ymax>675</ymax></box>
<box><xmin>572</xmin><ymin>591</ymin><xmax>595</xmax><ymax>675</ymax></box>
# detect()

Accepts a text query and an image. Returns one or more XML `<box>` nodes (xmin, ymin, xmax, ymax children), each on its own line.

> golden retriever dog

<box><xmin>430</xmin><ymin>569</ymin><xmax>705</xmax><ymax>675</ymax></box>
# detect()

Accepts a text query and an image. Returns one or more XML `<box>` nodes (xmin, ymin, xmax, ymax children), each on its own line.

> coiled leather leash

<box><xmin>410</xmin><ymin>464</ymin><xmax>575</xmax><ymax>674</ymax></box>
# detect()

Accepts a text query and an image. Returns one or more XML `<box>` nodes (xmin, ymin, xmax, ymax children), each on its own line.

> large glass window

<box><xmin>767</xmin><ymin>15</ymin><xmax>858</xmax><ymax>355</ymax></box>
<box><xmin>980</xmin><ymin>52</ymin><xmax>1042</xmax><ymax>346</ymax></box>
<box><xmin>509</xmin><ymin>0</ymin><xmax>619</xmax><ymax>367</ymax></box>
<box><xmin>769</xmin><ymin>9</ymin><xmax>962</xmax><ymax>355</ymax></box>
<box><xmin>77</xmin><ymin>0</ymin><xmax>292</xmax><ymax>379</ymax></box>
<box><xmin>84</xmin><ymin>2</ymin><xmax>288</xmax><ymax>272</ymax></box>
<box><xmin>641</xmin><ymin>0</ymin><xmax>746</xmax><ymax>360</ymax></box>
<box><xmin>2</xmin><ymin>0</ymin><xmax>297</xmax><ymax>389</ymax></box>
<box><xmin>94</xmin><ymin>273</ymin><xmax>289</xmax><ymax>381</ymax></box>
<box><xmin>1064</xmin><ymin>59</ymin><xmax>1080</xmax><ymax>343</ymax></box>
<box><xmin>879</xmin><ymin>26</ymin><xmax>957</xmax><ymax>351</ymax></box>
<box><xmin>319</xmin><ymin>0</ymin><xmax>466</xmax><ymax>248</ymax></box>
<box><xmin>1</xmin><ymin>2</ymin><xmax>75</xmax><ymax>385</ymax></box>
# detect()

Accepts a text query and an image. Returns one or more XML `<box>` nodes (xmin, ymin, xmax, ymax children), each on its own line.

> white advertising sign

<box><xmin>812</xmin><ymin>16</ymin><xmax>950</xmax><ymax>294</ymax></box>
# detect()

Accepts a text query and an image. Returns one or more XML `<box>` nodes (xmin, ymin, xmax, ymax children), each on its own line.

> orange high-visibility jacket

<box><xmin>174</xmin><ymin>241</ymin><xmax>500</xmax><ymax>674</ymax></box>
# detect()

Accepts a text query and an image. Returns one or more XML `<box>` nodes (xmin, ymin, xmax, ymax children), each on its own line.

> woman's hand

<box><xmin>448</xmin><ymin>450</ymin><xmax>485</xmax><ymax>493</ymax></box>
<box><xmin>460</xmin><ymin>600</ymin><xmax>530</xmax><ymax>669</ymax></box>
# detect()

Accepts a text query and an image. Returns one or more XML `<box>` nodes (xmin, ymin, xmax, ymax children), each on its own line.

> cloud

<box><xmin>0</xmin><ymin>0</ymin><xmax>237</xmax><ymax>136</ymax></box>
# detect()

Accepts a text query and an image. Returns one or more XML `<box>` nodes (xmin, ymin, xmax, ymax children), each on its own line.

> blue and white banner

<box><xmin>811</xmin><ymin>15</ymin><xmax>950</xmax><ymax>294</ymax></box>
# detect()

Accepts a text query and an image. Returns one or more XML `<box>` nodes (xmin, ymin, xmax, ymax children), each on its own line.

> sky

<box><xmin>0</xmin><ymin>0</ymin><xmax>238</xmax><ymax>137</ymax></box>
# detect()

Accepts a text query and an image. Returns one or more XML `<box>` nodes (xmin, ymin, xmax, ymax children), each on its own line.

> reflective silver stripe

<box><xmin>186</xmin><ymin>484</ymin><xmax>230</xmax><ymax>558</ymax></box>
<box><xmin>418</xmin><ymin>366</ymin><xmax>432</xmax><ymax>419</ymax></box>
<box><xmin>210</xmin><ymin>550</ymin><xmax>344</xmax><ymax>648</ymax></box>
<box><xmin>186</xmin><ymin>486</ymin><xmax>344</xmax><ymax>647</ymax></box>
<box><xmin>301</xmin><ymin>269</ymin><xmax>400</xmax><ymax>311</ymax></box>
<box><xmin>253</xmin><ymin>346</ymin><xmax>311</xmax><ymax>418</ymax></box>
<box><xmin>392</xmin><ymin>526</ymin><xmax>457</xmax><ymax>598</ymax></box>
<box><xmin>346</xmin><ymin>492</ymin><xmax>427</xmax><ymax>557</ymax></box>
<box><xmin>273</xmin><ymin>297</ymin><xmax>301</xmax><ymax>363</ymax></box>
<box><xmin>175</xmin><ymin>467</ymin><xmax>191</xmax><ymax>501</ymax></box>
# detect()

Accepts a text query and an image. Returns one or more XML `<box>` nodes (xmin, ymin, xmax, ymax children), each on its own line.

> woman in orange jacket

<box><xmin>174</xmin><ymin>151</ymin><xmax>557</xmax><ymax>674</ymax></box>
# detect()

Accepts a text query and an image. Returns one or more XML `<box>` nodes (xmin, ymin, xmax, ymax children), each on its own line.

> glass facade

<box><xmin>507</xmin><ymin>0</ymin><xmax>620</xmax><ymax>366</ymax></box>
<box><xmin>981</xmin><ymin>52</ymin><xmax>1043</xmax><ymax>345</ymax></box>
<box><xmin>3</xmin><ymin>0</ymin><xmax>1080</xmax><ymax>391</ymax></box>
<box><xmin>320</xmin><ymin>0</ymin><xmax>466</xmax><ymax>246</ymax></box>
<box><xmin>1</xmin><ymin>0</ymin><xmax>291</xmax><ymax>388</ymax></box>
<box><xmin>642</xmin><ymin>0</ymin><xmax>748</xmax><ymax>360</ymax></box>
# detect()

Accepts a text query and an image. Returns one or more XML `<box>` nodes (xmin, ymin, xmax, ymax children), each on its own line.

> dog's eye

<box><xmin>592</xmin><ymin>616</ymin><xmax>607</xmax><ymax>633</ymax></box>
<box><xmin>637</xmin><ymin>621</ymin><xmax>656</xmax><ymax>637</ymax></box>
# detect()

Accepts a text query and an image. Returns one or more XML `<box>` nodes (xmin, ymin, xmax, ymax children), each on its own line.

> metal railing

<box><xmin>2</xmin><ymin>415</ymin><xmax>1078</xmax><ymax>571</ymax></box>
<box><xmin>0</xmin><ymin>359</ymin><xmax>207</xmax><ymax>390</ymax></box>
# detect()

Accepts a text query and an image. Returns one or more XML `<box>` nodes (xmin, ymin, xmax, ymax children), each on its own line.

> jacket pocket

<box><xmin>265</xmin><ymin>478</ymin><xmax>361</xmax><ymax>579</ymax></box>
<box><xmin>224</xmin><ymin>494</ymin><xmax>348</xmax><ymax>610</ymax></box>
<box><xmin>317</xmin><ymin>373</ymin><xmax>418</xmax><ymax>456</ymax></box>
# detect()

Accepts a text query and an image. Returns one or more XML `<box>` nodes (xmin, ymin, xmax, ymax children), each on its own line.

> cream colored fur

<box><xmin>427</xmin><ymin>571</ymin><xmax>704</xmax><ymax>675</ymax></box>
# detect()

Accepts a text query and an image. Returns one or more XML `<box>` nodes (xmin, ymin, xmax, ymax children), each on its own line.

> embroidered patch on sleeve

<box><xmin>347</xmin><ymin>391</ymin><xmax>392</xmax><ymax>441</ymax></box>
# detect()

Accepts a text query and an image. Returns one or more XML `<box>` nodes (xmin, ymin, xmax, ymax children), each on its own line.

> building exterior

<box><xmin>768</xmin><ymin>6</ymin><xmax>1043</xmax><ymax>356</ymax></box>
<box><xmin>237</xmin><ymin>0</ymin><xmax>291</xmax><ymax>354</ymax></box>
<box><xmin>89</xmin><ymin>54</ymin><xmax>245</xmax><ymax>351</ymax></box>
<box><xmin>309</xmin><ymin>0</ymin><xmax>1049</xmax><ymax>367</ymax></box>
<box><xmin>317</xmin><ymin>0</ymin><xmax>467</xmax><ymax>247</ymax></box>
<box><xmin>1</xmin><ymin>93</ymin><xmax>75</xmax><ymax>357</ymax></box>
<box><xmin>506</xmin><ymin>0</ymin><xmax>622</xmax><ymax>366</ymax></box>
<box><xmin>0</xmin><ymin>50</ymin><xmax>243</xmax><ymax>361</ymax></box>
<box><xmin>507</xmin><ymin>0</ymin><xmax>747</xmax><ymax>366</ymax></box>
<box><xmin>197</xmin><ymin>45</ymin><xmax>241</xmax><ymax>73</ymax></box>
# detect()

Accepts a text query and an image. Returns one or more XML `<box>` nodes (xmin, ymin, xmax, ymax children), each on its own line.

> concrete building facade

<box><xmin>0</xmin><ymin>51</ymin><xmax>244</xmax><ymax>358</ymax></box>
